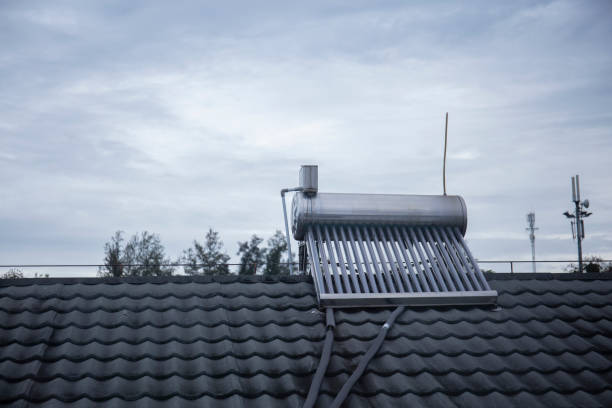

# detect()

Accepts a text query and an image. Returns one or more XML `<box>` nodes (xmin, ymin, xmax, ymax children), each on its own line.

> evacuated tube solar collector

<box><xmin>291</xmin><ymin>165</ymin><xmax>497</xmax><ymax>308</ymax></box>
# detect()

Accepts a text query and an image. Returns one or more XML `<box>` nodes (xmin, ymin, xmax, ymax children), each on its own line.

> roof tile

<box><xmin>1</xmin><ymin>273</ymin><xmax>611</xmax><ymax>407</ymax></box>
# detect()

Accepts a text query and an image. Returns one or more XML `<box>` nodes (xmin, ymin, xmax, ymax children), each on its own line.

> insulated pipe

<box><xmin>329</xmin><ymin>306</ymin><xmax>405</xmax><ymax>408</ymax></box>
<box><xmin>281</xmin><ymin>187</ymin><xmax>303</xmax><ymax>275</ymax></box>
<box><xmin>292</xmin><ymin>192</ymin><xmax>468</xmax><ymax>241</ymax></box>
<box><xmin>302</xmin><ymin>308</ymin><xmax>335</xmax><ymax>408</ymax></box>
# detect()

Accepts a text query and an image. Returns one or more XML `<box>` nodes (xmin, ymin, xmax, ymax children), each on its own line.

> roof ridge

<box><xmin>486</xmin><ymin>272</ymin><xmax>612</xmax><ymax>280</ymax></box>
<box><xmin>0</xmin><ymin>274</ymin><xmax>314</xmax><ymax>287</ymax></box>
<box><xmin>2</xmin><ymin>272</ymin><xmax>612</xmax><ymax>287</ymax></box>
<box><xmin>0</xmin><ymin>272</ymin><xmax>612</xmax><ymax>287</ymax></box>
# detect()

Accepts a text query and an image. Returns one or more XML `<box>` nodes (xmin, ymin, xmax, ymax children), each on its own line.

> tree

<box><xmin>565</xmin><ymin>256</ymin><xmax>612</xmax><ymax>273</ymax></box>
<box><xmin>1</xmin><ymin>268</ymin><xmax>23</xmax><ymax>279</ymax></box>
<box><xmin>264</xmin><ymin>230</ymin><xmax>294</xmax><ymax>276</ymax></box>
<box><xmin>99</xmin><ymin>231</ymin><xmax>175</xmax><ymax>277</ymax></box>
<box><xmin>237</xmin><ymin>234</ymin><xmax>266</xmax><ymax>275</ymax></box>
<box><xmin>102</xmin><ymin>231</ymin><xmax>124</xmax><ymax>277</ymax></box>
<box><xmin>181</xmin><ymin>228</ymin><xmax>231</xmax><ymax>275</ymax></box>
<box><xmin>123</xmin><ymin>231</ymin><xmax>175</xmax><ymax>276</ymax></box>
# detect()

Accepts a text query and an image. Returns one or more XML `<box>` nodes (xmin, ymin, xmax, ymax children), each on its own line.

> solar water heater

<box><xmin>288</xmin><ymin>165</ymin><xmax>497</xmax><ymax>308</ymax></box>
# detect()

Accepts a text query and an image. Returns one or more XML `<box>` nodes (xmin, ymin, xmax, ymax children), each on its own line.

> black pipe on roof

<box><xmin>302</xmin><ymin>308</ymin><xmax>335</xmax><ymax>408</ymax></box>
<box><xmin>329</xmin><ymin>306</ymin><xmax>406</xmax><ymax>408</ymax></box>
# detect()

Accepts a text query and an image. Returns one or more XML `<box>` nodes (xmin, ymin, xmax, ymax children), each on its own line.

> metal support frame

<box><xmin>320</xmin><ymin>290</ymin><xmax>498</xmax><ymax>308</ymax></box>
<box><xmin>281</xmin><ymin>187</ymin><xmax>303</xmax><ymax>275</ymax></box>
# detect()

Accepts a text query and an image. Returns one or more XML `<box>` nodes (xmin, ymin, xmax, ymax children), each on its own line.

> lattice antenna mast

<box><xmin>526</xmin><ymin>212</ymin><xmax>538</xmax><ymax>273</ymax></box>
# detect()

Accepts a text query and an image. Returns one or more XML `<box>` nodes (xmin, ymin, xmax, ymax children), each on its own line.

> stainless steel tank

<box><xmin>292</xmin><ymin>192</ymin><xmax>467</xmax><ymax>240</ymax></box>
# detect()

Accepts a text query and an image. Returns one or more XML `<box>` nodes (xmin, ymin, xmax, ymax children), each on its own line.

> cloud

<box><xmin>1</xmin><ymin>0</ymin><xmax>611</xmax><ymax>276</ymax></box>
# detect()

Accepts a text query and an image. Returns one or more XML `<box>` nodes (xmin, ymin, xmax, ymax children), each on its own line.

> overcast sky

<box><xmin>1</xmin><ymin>0</ymin><xmax>611</xmax><ymax>276</ymax></box>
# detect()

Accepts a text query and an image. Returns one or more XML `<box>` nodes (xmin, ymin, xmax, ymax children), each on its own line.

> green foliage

<box><xmin>264</xmin><ymin>230</ymin><xmax>287</xmax><ymax>276</ymax></box>
<box><xmin>237</xmin><ymin>234</ymin><xmax>266</xmax><ymax>275</ymax></box>
<box><xmin>102</xmin><ymin>231</ymin><xmax>124</xmax><ymax>277</ymax></box>
<box><xmin>565</xmin><ymin>256</ymin><xmax>612</xmax><ymax>273</ymax></box>
<box><xmin>99</xmin><ymin>231</ymin><xmax>174</xmax><ymax>277</ymax></box>
<box><xmin>100</xmin><ymin>229</ymin><xmax>300</xmax><ymax>277</ymax></box>
<box><xmin>181</xmin><ymin>228</ymin><xmax>231</xmax><ymax>275</ymax></box>
<box><xmin>1</xmin><ymin>268</ymin><xmax>24</xmax><ymax>279</ymax></box>
<box><xmin>263</xmin><ymin>230</ymin><xmax>295</xmax><ymax>276</ymax></box>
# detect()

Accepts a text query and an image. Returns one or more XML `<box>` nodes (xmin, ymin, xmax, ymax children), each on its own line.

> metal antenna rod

<box><xmin>443</xmin><ymin>112</ymin><xmax>448</xmax><ymax>196</ymax></box>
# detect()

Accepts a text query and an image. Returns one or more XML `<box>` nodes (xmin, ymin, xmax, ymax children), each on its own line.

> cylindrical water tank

<box><xmin>292</xmin><ymin>192</ymin><xmax>468</xmax><ymax>240</ymax></box>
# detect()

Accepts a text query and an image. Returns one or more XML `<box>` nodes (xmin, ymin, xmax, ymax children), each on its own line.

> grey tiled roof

<box><xmin>1</xmin><ymin>273</ymin><xmax>611</xmax><ymax>407</ymax></box>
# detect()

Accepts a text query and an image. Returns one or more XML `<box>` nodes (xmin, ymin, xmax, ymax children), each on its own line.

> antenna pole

<box><xmin>526</xmin><ymin>212</ymin><xmax>538</xmax><ymax>273</ymax></box>
<box><xmin>443</xmin><ymin>112</ymin><xmax>448</xmax><ymax>196</ymax></box>
<box><xmin>574</xmin><ymin>176</ymin><xmax>583</xmax><ymax>273</ymax></box>
<box><xmin>565</xmin><ymin>175</ymin><xmax>591</xmax><ymax>273</ymax></box>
